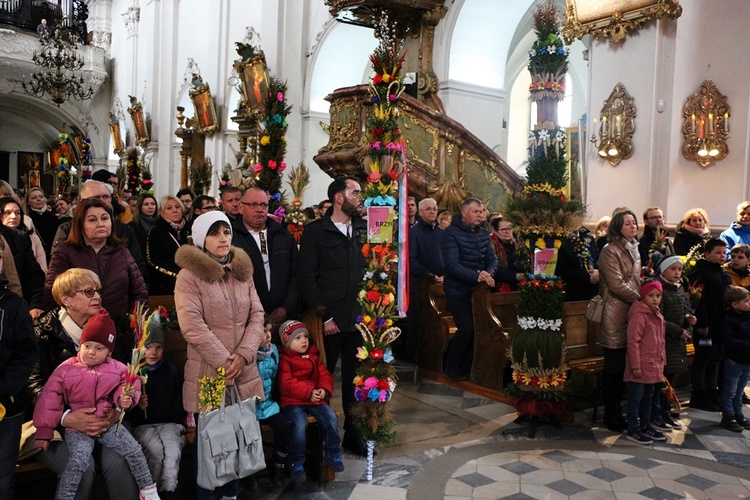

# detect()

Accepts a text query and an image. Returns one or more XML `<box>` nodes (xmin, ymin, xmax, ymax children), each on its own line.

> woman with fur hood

<box><xmin>174</xmin><ymin>211</ymin><xmax>265</xmax><ymax>500</ymax></box>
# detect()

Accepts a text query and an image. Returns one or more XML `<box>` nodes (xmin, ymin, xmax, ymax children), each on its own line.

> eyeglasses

<box><xmin>89</xmin><ymin>194</ymin><xmax>112</xmax><ymax>201</ymax></box>
<box><xmin>498</xmin><ymin>227</ymin><xmax>513</xmax><ymax>232</ymax></box>
<box><xmin>200</xmin><ymin>205</ymin><xmax>217</xmax><ymax>211</ymax></box>
<box><xmin>74</xmin><ymin>288</ymin><xmax>102</xmax><ymax>298</ymax></box>
<box><xmin>241</xmin><ymin>201</ymin><xmax>269</xmax><ymax>209</ymax></box>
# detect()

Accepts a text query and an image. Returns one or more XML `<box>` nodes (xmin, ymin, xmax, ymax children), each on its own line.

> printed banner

<box><xmin>367</xmin><ymin>206</ymin><xmax>395</xmax><ymax>244</ymax></box>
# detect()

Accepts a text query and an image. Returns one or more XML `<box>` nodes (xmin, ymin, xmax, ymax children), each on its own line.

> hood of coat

<box><xmin>628</xmin><ymin>298</ymin><xmax>661</xmax><ymax>319</ymax></box>
<box><xmin>175</xmin><ymin>244</ymin><xmax>253</xmax><ymax>283</ymax></box>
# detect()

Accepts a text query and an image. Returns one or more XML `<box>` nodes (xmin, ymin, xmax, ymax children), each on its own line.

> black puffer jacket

<box><xmin>658</xmin><ymin>278</ymin><xmax>689</xmax><ymax>374</ymax></box>
<box><xmin>441</xmin><ymin>215</ymin><xmax>497</xmax><ymax>298</ymax></box>
<box><xmin>689</xmin><ymin>258</ymin><xmax>731</xmax><ymax>339</ymax></box>
<box><xmin>0</xmin><ymin>278</ymin><xmax>37</xmax><ymax>417</ymax></box>
<box><xmin>723</xmin><ymin>308</ymin><xmax>750</xmax><ymax>364</ymax></box>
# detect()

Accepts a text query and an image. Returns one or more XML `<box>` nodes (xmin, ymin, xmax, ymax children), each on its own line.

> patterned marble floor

<box><xmin>243</xmin><ymin>374</ymin><xmax>750</xmax><ymax>499</ymax></box>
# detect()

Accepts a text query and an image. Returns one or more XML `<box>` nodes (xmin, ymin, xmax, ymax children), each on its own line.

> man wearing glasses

<box><xmin>232</xmin><ymin>188</ymin><xmax>299</xmax><ymax>324</ymax></box>
<box><xmin>190</xmin><ymin>195</ymin><xmax>217</xmax><ymax>219</ymax></box>
<box><xmin>638</xmin><ymin>206</ymin><xmax>675</xmax><ymax>263</ymax></box>
<box><xmin>51</xmin><ymin>181</ymin><xmax>146</xmax><ymax>277</ymax></box>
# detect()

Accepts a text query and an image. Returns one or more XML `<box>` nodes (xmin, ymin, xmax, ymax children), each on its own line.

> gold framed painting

<box><xmin>127</xmin><ymin>96</ymin><xmax>150</xmax><ymax>147</ymax></box>
<box><xmin>566</xmin><ymin>126</ymin><xmax>582</xmax><ymax>202</ymax></box>
<box><xmin>189</xmin><ymin>77</ymin><xmax>219</xmax><ymax>137</ymax></box>
<box><xmin>562</xmin><ymin>0</ymin><xmax>681</xmax><ymax>43</ymax></box>
<box><xmin>235</xmin><ymin>53</ymin><xmax>269</xmax><ymax>117</ymax></box>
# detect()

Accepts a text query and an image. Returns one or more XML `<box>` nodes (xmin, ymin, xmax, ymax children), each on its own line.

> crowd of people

<box><xmin>4</xmin><ymin>170</ymin><xmax>750</xmax><ymax>497</ymax></box>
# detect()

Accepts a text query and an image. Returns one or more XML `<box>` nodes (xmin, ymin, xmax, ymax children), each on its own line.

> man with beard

<box><xmin>638</xmin><ymin>206</ymin><xmax>674</xmax><ymax>264</ymax></box>
<box><xmin>298</xmin><ymin>177</ymin><xmax>368</xmax><ymax>456</ymax></box>
<box><xmin>233</xmin><ymin>187</ymin><xmax>299</xmax><ymax>323</ymax></box>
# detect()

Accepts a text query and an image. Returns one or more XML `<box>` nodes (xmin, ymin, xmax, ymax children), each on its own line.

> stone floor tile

<box><xmin>520</xmin><ymin>469</ymin><xmax>565</xmax><ymax>485</ymax></box>
<box><xmin>674</xmin><ymin>473</ymin><xmax>717</xmax><ymax>491</ymax></box>
<box><xmin>454</xmin><ymin>471</ymin><xmax>495</xmax><ymax>488</ymax></box>
<box><xmin>476</xmin><ymin>452</ymin><xmax>519</xmax><ymax>466</ymax></box>
<box><xmin>562</xmin><ymin>458</ymin><xmax>604</xmax><ymax>473</ymax></box>
<box><xmin>704</xmin><ymin>483</ymin><xmax>750</xmax><ymax>499</ymax></box>
<box><xmin>519</xmin><ymin>454</ymin><xmax>564</xmax><ymax>471</ymax></box>
<box><xmin>444</xmin><ymin>497</ymin><xmax>472</xmax><ymax>500</ymax></box>
<box><xmin>713</xmin><ymin>451</ymin><xmax>750</xmax><ymax>469</ymax></box>
<box><xmin>613</xmin><ymin>493</ymin><xmax>649</xmax><ymax>500</ymax></box>
<box><xmin>445</xmin><ymin>478</ymin><xmax>473</xmax><ymax>497</ymax></box>
<box><xmin>651</xmin><ymin>477</ymin><xmax>709</xmax><ymax>499</ymax></box>
<box><xmin>569</xmin><ymin>491</ymin><xmax>618</xmax><ymax>500</ymax></box>
<box><xmin>519</xmin><ymin>483</ymin><xmax>568</xmax><ymax>500</ymax></box>
<box><xmin>645</xmin><ymin>464</ymin><xmax>690</xmax><ymax>480</ymax></box>
<box><xmin>498</xmin><ymin>493</ymin><xmax>534</xmax><ymax>500</ymax></box>
<box><xmin>476</xmin><ymin>464</ymin><xmax>523</xmax><ymax>483</ymax></box>
<box><xmin>473</xmin><ymin>481</ymin><xmax>521</xmax><ymax>498</ymax></box>
<box><xmin>602</xmin><ymin>460</ymin><xmax>651</xmax><ymax>478</ymax></box>
<box><xmin>546</xmin><ymin>478</ymin><xmax>588</xmax><ymax>496</ymax></box>
<box><xmin>587</xmin><ymin>467</ymin><xmax>625</xmax><ymax>483</ymax></box>
<box><xmin>622</xmin><ymin>457</ymin><xmax>662</xmax><ymax>470</ymax></box>
<box><xmin>567</xmin><ymin>450</ymin><xmax>602</xmax><ymax>460</ymax></box>
<box><xmin>452</xmin><ymin>461</ymin><xmax>478</xmax><ymax>477</ymax></box>
<box><xmin>696</xmin><ymin>434</ymin><xmax>750</xmax><ymax>454</ymax></box>
<box><xmin>563</xmin><ymin>471</ymin><xmax>613</xmax><ymax>491</ymax></box>
<box><xmin>542</xmin><ymin>450</ymin><xmax>578</xmax><ymax>463</ymax></box>
<box><xmin>610</xmin><ymin>476</ymin><xmax>655</xmax><ymax>493</ymax></box>
<box><xmin>597</xmin><ymin>452</ymin><xmax>635</xmax><ymax>461</ymax></box>
<box><xmin>685</xmin><ymin>466</ymin><xmax>743</xmax><ymax>485</ymax></box>
<box><xmin>637</xmin><ymin>485</ymin><xmax>686</xmax><ymax>500</ymax></box>
<box><xmin>348</xmin><ymin>484</ymin><xmax>406</xmax><ymax>500</ymax></box>
<box><xmin>502</xmin><ymin>460</ymin><xmax>538</xmax><ymax>476</ymax></box>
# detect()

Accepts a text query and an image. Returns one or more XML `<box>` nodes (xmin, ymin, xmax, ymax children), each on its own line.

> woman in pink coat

<box><xmin>624</xmin><ymin>281</ymin><xmax>667</xmax><ymax>445</ymax></box>
<box><xmin>174</xmin><ymin>211</ymin><xmax>264</xmax><ymax>500</ymax></box>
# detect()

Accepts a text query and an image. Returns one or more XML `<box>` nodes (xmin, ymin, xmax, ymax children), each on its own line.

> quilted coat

<box><xmin>597</xmin><ymin>238</ymin><xmax>641</xmax><ymax>349</ymax></box>
<box><xmin>441</xmin><ymin>215</ymin><xmax>497</xmax><ymax>298</ymax></box>
<box><xmin>33</xmin><ymin>355</ymin><xmax>139</xmax><ymax>440</ymax></box>
<box><xmin>256</xmin><ymin>344</ymin><xmax>281</xmax><ymax>420</ymax></box>
<box><xmin>278</xmin><ymin>345</ymin><xmax>333</xmax><ymax>409</ymax></box>
<box><xmin>174</xmin><ymin>245</ymin><xmax>264</xmax><ymax>413</ymax></box>
<box><xmin>624</xmin><ymin>299</ymin><xmax>666</xmax><ymax>384</ymax></box>
<box><xmin>658</xmin><ymin>278</ymin><xmax>690</xmax><ymax>374</ymax></box>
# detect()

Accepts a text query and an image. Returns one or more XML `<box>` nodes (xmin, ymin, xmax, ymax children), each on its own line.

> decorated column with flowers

<box><xmin>528</xmin><ymin>0</ymin><xmax>568</xmax><ymax>124</ymax></box>
<box><xmin>351</xmin><ymin>12</ymin><xmax>407</xmax><ymax>480</ymax></box>
<box><xmin>253</xmin><ymin>78</ymin><xmax>291</xmax><ymax>219</ymax></box>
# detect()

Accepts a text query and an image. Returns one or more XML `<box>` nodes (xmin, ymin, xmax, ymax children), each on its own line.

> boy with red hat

<box><xmin>277</xmin><ymin>320</ymin><xmax>344</xmax><ymax>483</ymax></box>
<box><xmin>33</xmin><ymin>309</ymin><xmax>160</xmax><ymax>500</ymax></box>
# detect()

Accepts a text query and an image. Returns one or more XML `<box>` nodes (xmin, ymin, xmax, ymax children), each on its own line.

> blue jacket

<box><xmin>441</xmin><ymin>215</ymin><xmax>497</xmax><ymax>298</ymax></box>
<box><xmin>409</xmin><ymin>219</ymin><xmax>444</xmax><ymax>281</ymax></box>
<box><xmin>256</xmin><ymin>344</ymin><xmax>281</xmax><ymax>420</ymax></box>
<box><xmin>721</xmin><ymin>223</ymin><xmax>750</xmax><ymax>258</ymax></box>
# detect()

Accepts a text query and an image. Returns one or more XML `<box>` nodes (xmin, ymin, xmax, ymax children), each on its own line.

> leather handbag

<box><xmin>196</xmin><ymin>385</ymin><xmax>265</xmax><ymax>490</ymax></box>
<box><xmin>585</xmin><ymin>295</ymin><xmax>605</xmax><ymax>323</ymax></box>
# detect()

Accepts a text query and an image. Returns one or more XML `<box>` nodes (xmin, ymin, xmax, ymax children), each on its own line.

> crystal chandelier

<box><xmin>22</xmin><ymin>28</ymin><xmax>94</xmax><ymax>106</ymax></box>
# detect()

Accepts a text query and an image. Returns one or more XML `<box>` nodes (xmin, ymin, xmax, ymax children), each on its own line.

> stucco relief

<box><xmin>0</xmin><ymin>29</ymin><xmax>37</xmax><ymax>54</ymax></box>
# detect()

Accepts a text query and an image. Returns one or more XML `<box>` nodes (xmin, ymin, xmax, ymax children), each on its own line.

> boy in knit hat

<box><xmin>127</xmin><ymin>321</ymin><xmax>186</xmax><ymax>499</ymax></box>
<box><xmin>33</xmin><ymin>309</ymin><xmax>160</xmax><ymax>500</ymax></box>
<box><xmin>278</xmin><ymin>320</ymin><xmax>344</xmax><ymax>483</ymax></box>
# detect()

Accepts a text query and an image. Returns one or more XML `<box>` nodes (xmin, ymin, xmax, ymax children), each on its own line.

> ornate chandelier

<box><xmin>22</xmin><ymin>28</ymin><xmax>94</xmax><ymax>106</ymax></box>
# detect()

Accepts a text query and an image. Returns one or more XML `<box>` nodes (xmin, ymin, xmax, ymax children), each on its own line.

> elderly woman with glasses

<box><xmin>490</xmin><ymin>218</ymin><xmax>524</xmax><ymax>292</ymax></box>
<box><xmin>146</xmin><ymin>195</ymin><xmax>190</xmax><ymax>295</ymax></box>
<box><xmin>27</xmin><ymin>268</ymin><xmax>140</xmax><ymax>499</ymax></box>
<box><xmin>43</xmin><ymin>198</ymin><xmax>148</xmax><ymax>359</ymax></box>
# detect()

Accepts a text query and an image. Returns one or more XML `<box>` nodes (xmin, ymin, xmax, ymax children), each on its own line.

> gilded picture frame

<box><xmin>562</xmin><ymin>0</ymin><xmax>682</xmax><ymax>43</ymax></box>
<box><xmin>189</xmin><ymin>78</ymin><xmax>219</xmax><ymax>137</ymax></box>
<box><xmin>235</xmin><ymin>54</ymin><xmax>269</xmax><ymax>117</ymax></box>
<box><xmin>565</xmin><ymin>126</ymin><xmax>582</xmax><ymax>202</ymax></box>
<box><xmin>127</xmin><ymin>96</ymin><xmax>150</xmax><ymax>147</ymax></box>
<box><xmin>109</xmin><ymin>113</ymin><xmax>124</xmax><ymax>154</ymax></box>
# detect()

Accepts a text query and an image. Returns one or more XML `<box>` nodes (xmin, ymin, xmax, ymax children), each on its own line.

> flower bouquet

<box><xmin>198</xmin><ymin>367</ymin><xmax>227</xmax><ymax>413</ymax></box>
<box><xmin>116</xmin><ymin>303</ymin><xmax>163</xmax><ymax>435</ymax></box>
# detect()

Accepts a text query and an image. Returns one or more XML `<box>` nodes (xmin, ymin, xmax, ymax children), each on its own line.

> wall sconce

<box><xmin>681</xmin><ymin>79</ymin><xmax>729</xmax><ymax>167</ymax></box>
<box><xmin>590</xmin><ymin>83</ymin><xmax>635</xmax><ymax>166</ymax></box>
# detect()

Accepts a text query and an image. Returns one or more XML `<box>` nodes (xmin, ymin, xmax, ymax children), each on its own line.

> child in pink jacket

<box><xmin>33</xmin><ymin>309</ymin><xmax>159</xmax><ymax>500</ymax></box>
<box><xmin>624</xmin><ymin>281</ymin><xmax>667</xmax><ymax>445</ymax></box>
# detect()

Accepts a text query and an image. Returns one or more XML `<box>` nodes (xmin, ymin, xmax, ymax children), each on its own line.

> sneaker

<box><xmin>735</xmin><ymin>415</ymin><xmax>750</xmax><ymax>430</ymax></box>
<box><xmin>324</xmin><ymin>455</ymin><xmax>345</xmax><ymax>473</ymax></box>
<box><xmin>626</xmin><ymin>430</ymin><xmax>653</xmax><ymax>445</ymax></box>
<box><xmin>721</xmin><ymin>416</ymin><xmax>744</xmax><ymax>432</ymax></box>
<box><xmin>641</xmin><ymin>427</ymin><xmax>667</xmax><ymax>441</ymax></box>
<box><xmin>291</xmin><ymin>464</ymin><xmax>306</xmax><ymax>483</ymax></box>
<box><xmin>663</xmin><ymin>415</ymin><xmax>683</xmax><ymax>430</ymax></box>
<box><xmin>139</xmin><ymin>484</ymin><xmax>160</xmax><ymax>500</ymax></box>
<box><xmin>651</xmin><ymin>420</ymin><xmax>673</xmax><ymax>432</ymax></box>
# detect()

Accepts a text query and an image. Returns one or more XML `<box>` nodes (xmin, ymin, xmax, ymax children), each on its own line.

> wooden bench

<box><xmin>414</xmin><ymin>274</ymin><xmax>456</xmax><ymax>373</ymax></box>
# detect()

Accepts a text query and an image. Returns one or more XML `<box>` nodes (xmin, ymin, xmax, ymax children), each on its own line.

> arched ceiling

<box><xmin>0</xmin><ymin>94</ymin><xmax>82</xmax><ymax>152</ymax></box>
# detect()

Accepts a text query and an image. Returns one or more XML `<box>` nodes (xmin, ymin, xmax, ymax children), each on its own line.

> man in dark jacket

<box><xmin>638</xmin><ymin>206</ymin><xmax>675</xmax><ymax>264</ymax></box>
<box><xmin>51</xmin><ymin>180</ymin><xmax>146</xmax><ymax>277</ymax></box>
<box><xmin>441</xmin><ymin>197</ymin><xmax>497</xmax><ymax>380</ymax></box>
<box><xmin>0</xmin><ymin>260</ymin><xmax>38</xmax><ymax>498</ymax></box>
<box><xmin>298</xmin><ymin>176</ymin><xmax>367</xmax><ymax>455</ymax></box>
<box><xmin>406</xmin><ymin>198</ymin><xmax>444</xmax><ymax>360</ymax></box>
<box><xmin>233</xmin><ymin>187</ymin><xmax>299</xmax><ymax>323</ymax></box>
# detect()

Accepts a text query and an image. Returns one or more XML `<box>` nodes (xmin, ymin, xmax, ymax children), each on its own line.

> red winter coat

<box><xmin>624</xmin><ymin>300</ymin><xmax>666</xmax><ymax>384</ymax></box>
<box><xmin>278</xmin><ymin>345</ymin><xmax>334</xmax><ymax>408</ymax></box>
<box><xmin>33</xmin><ymin>355</ymin><xmax>140</xmax><ymax>440</ymax></box>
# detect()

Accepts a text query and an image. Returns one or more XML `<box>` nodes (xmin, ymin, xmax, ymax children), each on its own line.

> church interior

<box><xmin>5</xmin><ymin>0</ymin><xmax>750</xmax><ymax>498</ymax></box>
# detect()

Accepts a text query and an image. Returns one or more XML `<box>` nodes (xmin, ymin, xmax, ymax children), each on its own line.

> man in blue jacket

<box><xmin>441</xmin><ymin>197</ymin><xmax>497</xmax><ymax>381</ymax></box>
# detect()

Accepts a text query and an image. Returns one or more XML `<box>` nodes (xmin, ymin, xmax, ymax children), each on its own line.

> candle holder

<box><xmin>681</xmin><ymin>79</ymin><xmax>730</xmax><ymax>168</ymax></box>
<box><xmin>590</xmin><ymin>82</ymin><xmax>635</xmax><ymax>166</ymax></box>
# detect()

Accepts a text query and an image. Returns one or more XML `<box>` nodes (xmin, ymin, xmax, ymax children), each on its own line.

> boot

<box><xmin>690</xmin><ymin>391</ymin><xmax>720</xmax><ymax>412</ymax></box>
<box><xmin>270</xmin><ymin>451</ymin><xmax>287</xmax><ymax>488</ymax></box>
<box><xmin>601</xmin><ymin>373</ymin><xmax>624</xmax><ymax>432</ymax></box>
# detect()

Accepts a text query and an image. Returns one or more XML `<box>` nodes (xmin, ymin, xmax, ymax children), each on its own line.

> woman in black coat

<box><xmin>673</xmin><ymin>207</ymin><xmax>711</xmax><ymax>255</ymax></box>
<box><xmin>146</xmin><ymin>195</ymin><xmax>190</xmax><ymax>295</ymax></box>
<box><xmin>25</xmin><ymin>187</ymin><xmax>61</xmax><ymax>259</ymax></box>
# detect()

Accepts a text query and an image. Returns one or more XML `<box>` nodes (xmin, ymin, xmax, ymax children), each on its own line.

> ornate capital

<box><xmin>122</xmin><ymin>7</ymin><xmax>140</xmax><ymax>38</ymax></box>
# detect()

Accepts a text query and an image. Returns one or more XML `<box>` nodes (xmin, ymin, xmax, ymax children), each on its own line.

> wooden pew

<box><xmin>414</xmin><ymin>274</ymin><xmax>456</xmax><ymax>373</ymax></box>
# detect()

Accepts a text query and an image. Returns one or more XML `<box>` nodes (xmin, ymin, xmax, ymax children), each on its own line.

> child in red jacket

<box><xmin>278</xmin><ymin>320</ymin><xmax>344</xmax><ymax>483</ymax></box>
<box><xmin>33</xmin><ymin>309</ymin><xmax>159</xmax><ymax>500</ymax></box>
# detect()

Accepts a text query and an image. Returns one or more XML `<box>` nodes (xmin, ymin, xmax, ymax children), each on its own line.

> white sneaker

<box><xmin>139</xmin><ymin>484</ymin><xmax>160</xmax><ymax>500</ymax></box>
